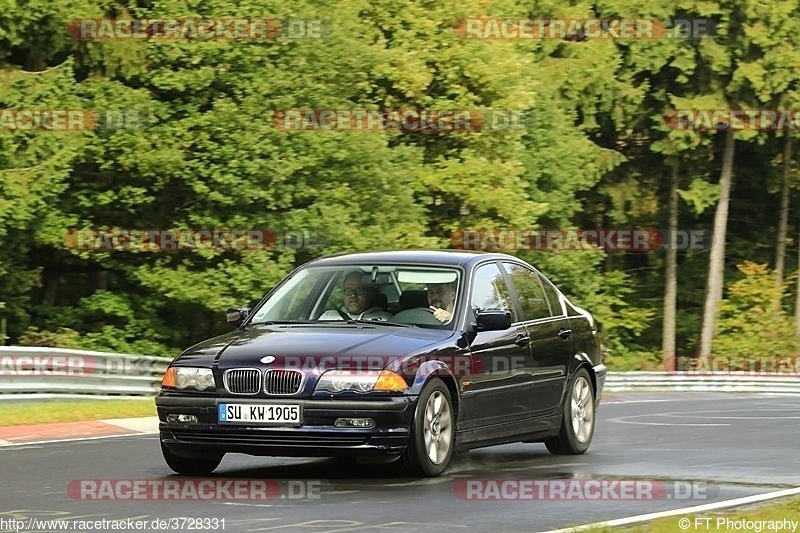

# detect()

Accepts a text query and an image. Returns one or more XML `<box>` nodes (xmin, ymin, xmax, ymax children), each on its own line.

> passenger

<box><xmin>427</xmin><ymin>281</ymin><xmax>457</xmax><ymax>323</ymax></box>
<box><xmin>319</xmin><ymin>272</ymin><xmax>393</xmax><ymax>321</ymax></box>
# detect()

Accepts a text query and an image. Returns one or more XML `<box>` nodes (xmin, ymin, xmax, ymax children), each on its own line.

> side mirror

<box><xmin>475</xmin><ymin>310</ymin><xmax>512</xmax><ymax>331</ymax></box>
<box><xmin>226</xmin><ymin>307</ymin><xmax>250</xmax><ymax>328</ymax></box>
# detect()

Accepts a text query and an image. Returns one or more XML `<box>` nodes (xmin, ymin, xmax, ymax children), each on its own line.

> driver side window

<box><xmin>470</xmin><ymin>263</ymin><xmax>515</xmax><ymax>320</ymax></box>
<box><xmin>503</xmin><ymin>262</ymin><xmax>551</xmax><ymax>321</ymax></box>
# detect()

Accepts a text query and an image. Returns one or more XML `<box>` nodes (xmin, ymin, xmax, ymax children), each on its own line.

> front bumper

<box><xmin>156</xmin><ymin>395</ymin><xmax>415</xmax><ymax>457</ymax></box>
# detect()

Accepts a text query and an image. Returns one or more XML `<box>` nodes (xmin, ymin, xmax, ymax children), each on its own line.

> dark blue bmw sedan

<box><xmin>157</xmin><ymin>250</ymin><xmax>606</xmax><ymax>477</ymax></box>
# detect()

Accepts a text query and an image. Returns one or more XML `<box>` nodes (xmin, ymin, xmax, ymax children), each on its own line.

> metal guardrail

<box><xmin>0</xmin><ymin>346</ymin><xmax>169</xmax><ymax>398</ymax></box>
<box><xmin>605</xmin><ymin>371</ymin><xmax>800</xmax><ymax>394</ymax></box>
<box><xmin>1</xmin><ymin>347</ymin><xmax>799</xmax><ymax>399</ymax></box>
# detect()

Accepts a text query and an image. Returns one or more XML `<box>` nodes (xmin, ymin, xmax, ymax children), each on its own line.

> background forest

<box><xmin>2</xmin><ymin>0</ymin><xmax>798</xmax><ymax>368</ymax></box>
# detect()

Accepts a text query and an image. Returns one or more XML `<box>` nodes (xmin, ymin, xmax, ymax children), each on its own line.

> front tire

<box><xmin>161</xmin><ymin>442</ymin><xmax>223</xmax><ymax>475</ymax></box>
<box><xmin>401</xmin><ymin>378</ymin><xmax>455</xmax><ymax>477</ymax></box>
<box><xmin>545</xmin><ymin>368</ymin><xmax>595</xmax><ymax>455</ymax></box>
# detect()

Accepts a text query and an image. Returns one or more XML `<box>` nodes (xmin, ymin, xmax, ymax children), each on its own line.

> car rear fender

<box><xmin>570</xmin><ymin>352</ymin><xmax>597</xmax><ymax>394</ymax></box>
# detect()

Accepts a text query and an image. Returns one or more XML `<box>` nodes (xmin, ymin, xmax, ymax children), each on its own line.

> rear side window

<box><xmin>470</xmin><ymin>263</ymin><xmax>515</xmax><ymax>320</ymax></box>
<box><xmin>503</xmin><ymin>262</ymin><xmax>551</xmax><ymax>321</ymax></box>
<box><xmin>540</xmin><ymin>275</ymin><xmax>564</xmax><ymax>316</ymax></box>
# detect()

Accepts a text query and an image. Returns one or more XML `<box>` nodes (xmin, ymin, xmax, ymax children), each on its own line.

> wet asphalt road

<box><xmin>1</xmin><ymin>392</ymin><xmax>798</xmax><ymax>532</ymax></box>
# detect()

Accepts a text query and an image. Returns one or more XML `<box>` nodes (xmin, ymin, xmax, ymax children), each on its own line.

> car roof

<box><xmin>305</xmin><ymin>250</ymin><xmax>522</xmax><ymax>268</ymax></box>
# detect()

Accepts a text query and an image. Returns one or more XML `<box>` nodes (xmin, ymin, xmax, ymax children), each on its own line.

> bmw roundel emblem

<box><xmin>260</xmin><ymin>355</ymin><xmax>276</xmax><ymax>364</ymax></box>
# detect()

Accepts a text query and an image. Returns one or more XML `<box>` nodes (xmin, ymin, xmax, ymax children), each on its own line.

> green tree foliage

<box><xmin>714</xmin><ymin>262</ymin><xmax>799</xmax><ymax>356</ymax></box>
<box><xmin>0</xmin><ymin>0</ymin><xmax>797</xmax><ymax>365</ymax></box>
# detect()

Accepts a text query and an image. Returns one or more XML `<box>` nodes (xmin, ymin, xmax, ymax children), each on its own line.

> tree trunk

<box><xmin>662</xmin><ymin>162</ymin><xmax>679</xmax><ymax>369</ymax></box>
<box><xmin>91</xmin><ymin>270</ymin><xmax>109</xmax><ymax>292</ymax></box>
<box><xmin>775</xmin><ymin>137</ymin><xmax>792</xmax><ymax>290</ymax></box>
<box><xmin>699</xmin><ymin>129</ymin><xmax>735</xmax><ymax>356</ymax></box>
<box><xmin>43</xmin><ymin>270</ymin><xmax>59</xmax><ymax>306</ymax></box>
<box><xmin>796</xmin><ymin>220</ymin><xmax>800</xmax><ymax>337</ymax></box>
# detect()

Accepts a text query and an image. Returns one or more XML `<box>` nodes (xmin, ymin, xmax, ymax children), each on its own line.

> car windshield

<box><xmin>248</xmin><ymin>265</ymin><xmax>461</xmax><ymax>328</ymax></box>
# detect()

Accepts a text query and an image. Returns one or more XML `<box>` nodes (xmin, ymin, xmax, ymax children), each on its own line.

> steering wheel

<box><xmin>392</xmin><ymin>307</ymin><xmax>440</xmax><ymax>325</ymax></box>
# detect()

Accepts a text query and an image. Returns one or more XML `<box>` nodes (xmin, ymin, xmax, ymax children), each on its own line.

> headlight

<box><xmin>315</xmin><ymin>370</ymin><xmax>407</xmax><ymax>393</ymax></box>
<box><xmin>161</xmin><ymin>367</ymin><xmax>215</xmax><ymax>391</ymax></box>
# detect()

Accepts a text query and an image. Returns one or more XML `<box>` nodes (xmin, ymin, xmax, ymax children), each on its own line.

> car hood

<box><xmin>176</xmin><ymin>323</ymin><xmax>451</xmax><ymax>370</ymax></box>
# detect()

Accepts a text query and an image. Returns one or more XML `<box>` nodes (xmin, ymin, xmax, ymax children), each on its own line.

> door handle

<box><xmin>515</xmin><ymin>334</ymin><xmax>530</xmax><ymax>347</ymax></box>
<box><xmin>558</xmin><ymin>328</ymin><xmax>572</xmax><ymax>341</ymax></box>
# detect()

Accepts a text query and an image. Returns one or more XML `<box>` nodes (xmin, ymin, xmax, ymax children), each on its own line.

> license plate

<box><xmin>218</xmin><ymin>403</ymin><xmax>301</xmax><ymax>426</ymax></box>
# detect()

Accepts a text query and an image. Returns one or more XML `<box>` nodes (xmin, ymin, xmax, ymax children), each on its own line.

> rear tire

<box><xmin>401</xmin><ymin>378</ymin><xmax>455</xmax><ymax>477</ymax></box>
<box><xmin>161</xmin><ymin>442</ymin><xmax>223</xmax><ymax>475</ymax></box>
<box><xmin>545</xmin><ymin>368</ymin><xmax>595</xmax><ymax>455</ymax></box>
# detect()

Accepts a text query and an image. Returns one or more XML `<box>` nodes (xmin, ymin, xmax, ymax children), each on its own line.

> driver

<box><xmin>427</xmin><ymin>281</ymin><xmax>457</xmax><ymax>323</ymax></box>
<box><xmin>319</xmin><ymin>272</ymin><xmax>393</xmax><ymax>321</ymax></box>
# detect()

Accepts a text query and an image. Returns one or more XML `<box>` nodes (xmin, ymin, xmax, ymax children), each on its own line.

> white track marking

<box><xmin>0</xmin><ymin>432</ymin><xmax>155</xmax><ymax>447</ymax></box>
<box><xmin>541</xmin><ymin>486</ymin><xmax>800</xmax><ymax>533</ymax></box>
<box><xmin>607</xmin><ymin>415</ymin><xmax>728</xmax><ymax>427</ymax></box>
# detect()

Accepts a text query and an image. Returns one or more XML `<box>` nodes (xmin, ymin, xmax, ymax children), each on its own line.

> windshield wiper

<box><xmin>249</xmin><ymin>320</ymin><xmax>319</xmax><ymax>326</ymax></box>
<box><xmin>252</xmin><ymin>319</ymin><xmax>416</xmax><ymax>328</ymax></box>
<box><xmin>344</xmin><ymin>319</ymin><xmax>416</xmax><ymax>328</ymax></box>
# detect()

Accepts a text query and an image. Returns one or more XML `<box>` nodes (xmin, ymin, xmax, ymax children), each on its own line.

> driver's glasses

<box><xmin>344</xmin><ymin>288</ymin><xmax>368</xmax><ymax>297</ymax></box>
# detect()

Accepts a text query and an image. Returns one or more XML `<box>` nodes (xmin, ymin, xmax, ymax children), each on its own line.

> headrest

<box><xmin>372</xmin><ymin>292</ymin><xmax>388</xmax><ymax>310</ymax></box>
<box><xmin>399</xmin><ymin>289</ymin><xmax>428</xmax><ymax>309</ymax></box>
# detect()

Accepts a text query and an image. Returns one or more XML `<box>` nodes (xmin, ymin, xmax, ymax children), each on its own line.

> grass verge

<box><xmin>0</xmin><ymin>398</ymin><xmax>156</xmax><ymax>426</ymax></box>
<box><xmin>585</xmin><ymin>494</ymin><xmax>800</xmax><ymax>532</ymax></box>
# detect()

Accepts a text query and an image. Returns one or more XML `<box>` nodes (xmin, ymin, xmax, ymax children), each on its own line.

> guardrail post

<box><xmin>0</xmin><ymin>301</ymin><xmax>5</xmax><ymax>345</ymax></box>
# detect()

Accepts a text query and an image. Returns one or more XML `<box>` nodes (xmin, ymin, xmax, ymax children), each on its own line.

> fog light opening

<box><xmin>334</xmin><ymin>417</ymin><xmax>375</xmax><ymax>428</ymax></box>
<box><xmin>166</xmin><ymin>414</ymin><xmax>198</xmax><ymax>424</ymax></box>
